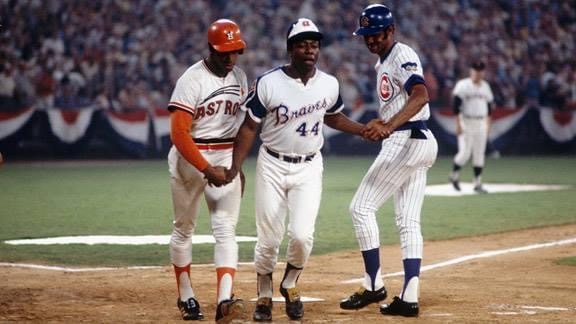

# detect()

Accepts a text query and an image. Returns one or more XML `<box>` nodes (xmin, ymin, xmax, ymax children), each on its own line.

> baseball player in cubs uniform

<box><xmin>167</xmin><ymin>19</ymin><xmax>247</xmax><ymax>323</ymax></box>
<box><xmin>449</xmin><ymin>60</ymin><xmax>494</xmax><ymax>193</ymax></box>
<box><xmin>340</xmin><ymin>5</ymin><xmax>438</xmax><ymax>317</ymax></box>
<box><xmin>225</xmin><ymin>18</ymin><xmax>377</xmax><ymax>321</ymax></box>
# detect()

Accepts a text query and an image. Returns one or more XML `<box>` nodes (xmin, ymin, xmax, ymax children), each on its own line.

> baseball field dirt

<box><xmin>1</xmin><ymin>224</ymin><xmax>575</xmax><ymax>323</ymax></box>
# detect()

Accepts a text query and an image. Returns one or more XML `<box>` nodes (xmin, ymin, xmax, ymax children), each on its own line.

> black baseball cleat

<box><xmin>380</xmin><ymin>296</ymin><xmax>419</xmax><ymax>317</ymax></box>
<box><xmin>253</xmin><ymin>297</ymin><xmax>273</xmax><ymax>322</ymax></box>
<box><xmin>215</xmin><ymin>296</ymin><xmax>246</xmax><ymax>324</ymax></box>
<box><xmin>450</xmin><ymin>176</ymin><xmax>461</xmax><ymax>191</ymax></box>
<box><xmin>474</xmin><ymin>185</ymin><xmax>488</xmax><ymax>194</ymax></box>
<box><xmin>279</xmin><ymin>286</ymin><xmax>304</xmax><ymax>320</ymax></box>
<box><xmin>340</xmin><ymin>286</ymin><xmax>387</xmax><ymax>310</ymax></box>
<box><xmin>177</xmin><ymin>297</ymin><xmax>204</xmax><ymax>320</ymax></box>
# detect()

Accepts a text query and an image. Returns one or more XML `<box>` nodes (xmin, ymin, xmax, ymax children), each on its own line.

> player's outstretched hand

<box><xmin>362</xmin><ymin>119</ymin><xmax>390</xmax><ymax>141</ymax></box>
<box><xmin>203</xmin><ymin>165</ymin><xmax>229</xmax><ymax>187</ymax></box>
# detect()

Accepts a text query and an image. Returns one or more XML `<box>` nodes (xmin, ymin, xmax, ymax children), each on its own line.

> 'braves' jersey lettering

<box><xmin>168</xmin><ymin>60</ymin><xmax>247</xmax><ymax>139</ymax></box>
<box><xmin>245</xmin><ymin>67</ymin><xmax>343</xmax><ymax>155</ymax></box>
<box><xmin>272</xmin><ymin>99</ymin><xmax>328</xmax><ymax>126</ymax></box>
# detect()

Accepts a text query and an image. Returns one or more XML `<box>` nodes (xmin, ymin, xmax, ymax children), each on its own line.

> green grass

<box><xmin>557</xmin><ymin>256</ymin><xmax>576</xmax><ymax>266</ymax></box>
<box><xmin>0</xmin><ymin>156</ymin><xmax>575</xmax><ymax>266</ymax></box>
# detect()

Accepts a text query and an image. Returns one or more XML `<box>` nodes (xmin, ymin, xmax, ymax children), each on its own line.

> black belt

<box><xmin>395</xmin><ymin>120</ymin><xmax>427</xmax><ymax>131</ymax></box>
<box><xmin>193</xmin><ymin>137</ymin><xmax>235</xmax><ymax>144</ymax></box>
<box><xmin>265</xmin><ymin>147</ymin><xmax>315</xmax><ymax>164</ymax></box>
<box><xmin>395</xmin><ymin>121</ymin><xmax>428</xmax><ymax>139</ymax></box>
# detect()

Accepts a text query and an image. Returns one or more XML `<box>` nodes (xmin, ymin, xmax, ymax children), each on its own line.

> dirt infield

<box><xmin>1</xmin><ymin>224</ymin><xmax>575</xmax><ymax>323</ymax></box>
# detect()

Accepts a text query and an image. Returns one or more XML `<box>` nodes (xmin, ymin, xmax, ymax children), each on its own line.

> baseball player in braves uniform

<box><xmin>449</xmin><ymin>60</ymin><xmax>494</xmax><ymax>193</ymax></box>
<box><xmin>340</xmin><ymin>5</ymin><xmax>438</xmax><ymax>317</ymax></box>
<box><xmin>167</xmin><ymin>19</ymin><xmax>247</xmax><ymax>323</ymax></box>
<box><xmin>225</xmin><ymin>18</ymin><xmax>378</xmax><ymax>321</ymax></box>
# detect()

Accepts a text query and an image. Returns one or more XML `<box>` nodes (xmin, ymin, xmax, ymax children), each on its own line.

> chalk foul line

<box><xmin>342</xmin><ymin>237</ymin><xmax>576</xmax><ymax>284</ymax></box>
<box><xmin>0</xmin><ymin>261</ymin><xmax>268</xmax><ymax>273</ymax></box>
<box><xmin>1</xmin><ymin>237</ymin><xmax>574</xmax><ymax>275</ymax></box>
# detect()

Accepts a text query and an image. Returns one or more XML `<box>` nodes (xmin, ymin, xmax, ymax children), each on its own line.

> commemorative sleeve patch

<box><xmin>401</xmin><ymin>62</ymin><xmax>418</xmax><ymax>72</ymax></box>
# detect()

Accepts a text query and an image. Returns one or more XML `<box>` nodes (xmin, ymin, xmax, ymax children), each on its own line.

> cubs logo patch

<box><xmin>379</xmin><ymin>73</ymin><xmax>394</xmax><ymax>101</ymax></box>
<box><xmin>361</xmin><ymin>16</ymin><xmax>370</xmax><ymax>27</ymax></box>
<box><xmin>401</xmin><ymin>62</ymin><xmax>418</xmax><ymax>72</ymax></box>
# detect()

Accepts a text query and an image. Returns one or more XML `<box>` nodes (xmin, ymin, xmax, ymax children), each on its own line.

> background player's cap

<box><xmin>286</xmin><ymin>18</ymin><xmax>323</xmax><ymax>49</ymax></box>
<box><xmin>354</xmin><ymin>4</ymin><xmax>395</xmax><ymax>36</ymax></box>
<box><xmin>471</xmin><ymin>60</ymin><xmax>486</xmax><ymax>70</ymax></box>
<box><xmin>207</xmin><ymin>19</ymin><xmax>246</xmax><ymax>52</ymax></box>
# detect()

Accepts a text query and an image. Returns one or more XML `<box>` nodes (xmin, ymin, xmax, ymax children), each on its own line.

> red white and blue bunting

<box><xmin>1</xmin><ymin>105</ymin><xmax>575</xmax><ymax>157</ymax></box>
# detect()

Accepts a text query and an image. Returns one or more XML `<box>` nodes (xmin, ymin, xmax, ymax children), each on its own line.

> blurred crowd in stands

<box><xmin>1</xmin><ymin>0</ymin><xmax>575</xmax><ymax>113</ymax></box>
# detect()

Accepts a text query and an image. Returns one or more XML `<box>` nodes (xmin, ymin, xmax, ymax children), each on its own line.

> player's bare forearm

<box><xmin>324</xmin><ymin>113</ymin><xmax>364</xmax><ymax>136</ymax></box>
<box><xmin>387</xmin><ymin>84</ymin><xmax>429</xmax><ymax>131</ymax></box>
<box><xmin>229</xmin><ymin>115</ymin><xmax>259</xmax><ymax>178</ymax></box>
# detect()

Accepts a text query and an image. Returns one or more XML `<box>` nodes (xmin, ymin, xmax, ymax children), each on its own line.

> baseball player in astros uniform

<box><xmin>340</xmin><ymin>5</ymin><xmax>438</xmax><ymax>317</ymax></box>
<box><xmin>167</xmin><ymin>19</ymin><xmax>247</xmax><ymax>323</ymax></box>
<box><xmin>225</xmin><ymin>18</ymin><xmax>377</xmax><ymax>321</ymax></box>
<box><xmin>449</xmin><ymin>60</ymin><xmax>494</xmax><ymax>193</ymax></box>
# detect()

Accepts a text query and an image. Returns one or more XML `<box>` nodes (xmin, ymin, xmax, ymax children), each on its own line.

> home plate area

<box><xmin>425</xmin><ymin>183</ymin><xmax>569</xmax><ymax>197</ymax></box>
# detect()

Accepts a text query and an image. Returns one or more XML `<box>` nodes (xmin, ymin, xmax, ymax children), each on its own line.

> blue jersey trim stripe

<box><xmin>326</xmin><ymin>94</ymin><xmax>344</xmax><ymax>114</ymax></box>
<box><xmin>245</xmin><ymin>66</ymin><xmax>284</xmax><ymax>119</ymax></box>
<box><xmin>404</xmin><ymin>74</ymin><xmax>426</xmax><ymax>94</ymax></box>
<box><xmin>246</xmin><ymin>88</ymin><xmax>267</xmax><ymax>118</ymax></box>
<box><xmin>247</xmin><ymin>108</ymin><xmax>262</xmax><ymax>124</ymax></box>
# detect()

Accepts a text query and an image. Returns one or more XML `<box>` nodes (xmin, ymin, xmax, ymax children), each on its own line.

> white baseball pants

<box><xmin>454</xmin><ymin>117</ymin><xmax>489</xmax><ymax>167</ymax></box>
<box><xmin>350</xmin><ymin>129</ymin><xmax>438</xmax><ymax>259</ymax></box>
<box><xmin>168</xmin><ymin>146</ymin><xmax>242</xmax><ymax>269</ymax></box>
<box><xmin>253</xmin><ymin>146</ymin><xmax>323</xmax><ymax>274</ymax></box>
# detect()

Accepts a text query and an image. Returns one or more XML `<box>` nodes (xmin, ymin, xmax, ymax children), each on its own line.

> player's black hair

<box><xmin>471</xmin><ymin>60</ymin><xmax>485</xmax><ymax>70</ymax></box>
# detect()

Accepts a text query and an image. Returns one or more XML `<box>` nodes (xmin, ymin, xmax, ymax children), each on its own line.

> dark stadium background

<box><xmin>1</xmin><ymin>0</ymin><xmax>575</xmax><ymax>159</ymax></box>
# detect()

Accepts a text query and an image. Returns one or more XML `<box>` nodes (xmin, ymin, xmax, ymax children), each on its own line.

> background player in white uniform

<box><xmin>449</xmin><ymin>60</ymin><xmax>494</xmax><ymax>193</ymax></box>
<box><xmin>340</xmin><ymin>4</ymin><xmax>438</xmax><ymax>317</ymax></box>
<box><xmin>167</xmin><ymin>19</ymin><xmax>247</xmax><ymax>323</ymax></box>
<box><xmin>225</xmin><ymin>18</ymin><xmax>378</xmax><ymax>322</ymax></box>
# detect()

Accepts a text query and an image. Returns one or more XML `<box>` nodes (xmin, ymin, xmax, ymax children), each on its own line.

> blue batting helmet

<box><xmin>353</xmin><ymin>4</ymin><xmax>394</xmax><ymax>36</ymax></box>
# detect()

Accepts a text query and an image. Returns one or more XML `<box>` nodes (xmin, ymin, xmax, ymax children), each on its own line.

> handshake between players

<box><xmin>203</xmin><ymin>119</ymin><xmax>391</xmax><ymax>187</ymax></box>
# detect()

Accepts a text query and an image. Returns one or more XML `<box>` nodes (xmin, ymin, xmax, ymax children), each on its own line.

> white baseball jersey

<box><xmin>244</xmin><ymin>66</ymin><xmax>343</xmax><ymax>276</ymax></box>
<box><xmin>167</xmin><ymin>59</ymin><xmax>248</xmax><ymax>303</ymax></box>
<box><xmin>169</xmin><ymin>60</ymin><xmax>247</xmax><ymax>139</ymax></box>
<box><xmin>375</xmin><ymin>42</ymin><xmax>430</xmax><ymax>122</ymax></box>
<box><xmin>452</xmin><ymin>78</ymin><xmax>493</xmax><ymax>118</ymax></box>
<box><xmin>350</xmin><ymin>42</ymin><xmax>437</xmax><ymax>271</ymax></box>
<box><xmin>452</xmin><ymin>77</ymin><xmax>494</xmax><ymax>167</ymax></box>
<box><xmin>244</xmin><ymin>66</ymin><xmax>344</xmax><ymax>155</ymax></box>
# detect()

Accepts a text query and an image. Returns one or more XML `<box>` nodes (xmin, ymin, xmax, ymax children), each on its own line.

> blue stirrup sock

<box><xmin>402</xmin><ymin>258</ymin><xmax>421</xmax><ymax>302</ymax></box>
<box><xmin>361</xmin><ymin>248</ymin><xmax>383</xmax><ymax>291</ymax></box>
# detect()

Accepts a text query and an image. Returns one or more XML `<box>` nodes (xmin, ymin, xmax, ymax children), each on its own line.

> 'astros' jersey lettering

<box><xmin>245</xmin><ymin>67</ymin><xmax>344</xmax><ymax>155</ymax></box>
<box><xmin>375</xmin><ymin>42</ymin><xmax>430</xmax><ymax>122</ymax></box>
<box><xmin>452</xmin><ymin>78</ymin><xmax>494</xmax><ymax>118</ymax></box>
<box><xmin>168</xmin><ymin>60</ymin><xmax>247</xmax><ymax>139</ymax></box>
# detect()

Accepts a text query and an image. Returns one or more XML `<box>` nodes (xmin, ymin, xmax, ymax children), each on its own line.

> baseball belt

<box><xmin>395</xmin><ymin>120</ymin><xmax>428</xmax><ymax>139</ymax></box>
<box><xmin>193</xmin><ymin>137</ymin><xmax>234</xmax><ymax>150</ymax></box>
<box><xmin>265</xmin><ymin>147</ymin><xmax>316</xmax><ymax>164</ymax></box>
<box><xmin>463</xmin><ymin>115</ymin><xmax>486</xmax><ymax>120</ymax></box>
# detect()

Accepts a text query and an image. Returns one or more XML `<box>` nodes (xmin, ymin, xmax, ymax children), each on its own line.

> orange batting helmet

<box><xmin>207</xmin><ymin>19</ymin><xmax>246</xmax><ymax>52</ymax></box>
